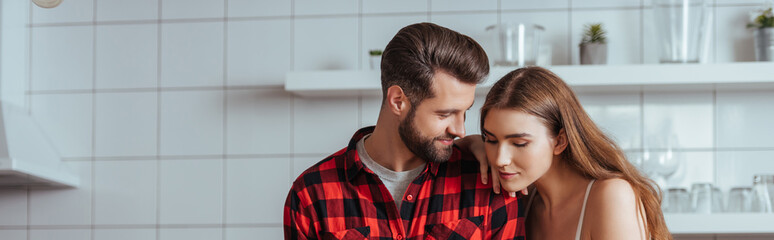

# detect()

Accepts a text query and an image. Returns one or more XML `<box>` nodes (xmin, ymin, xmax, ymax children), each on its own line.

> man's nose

<box><xmin>448</xmin><ymin>115</ymin><xmax>465</xmax><ymax>138</ymax></box>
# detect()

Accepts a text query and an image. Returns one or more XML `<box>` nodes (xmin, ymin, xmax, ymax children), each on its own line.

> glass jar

<box><xmin>485</xmin><ymin>23</ymin><xmax>545</xmax><ymax>66</ymax></box>
<box><xmin>751</xmin><ymin>174</ymin><xmax>774</xmax><ymax>213</ymax></box>
<box><xmin>652</xmin><ymin>0</ymin><xmax>713</xmax><ymax>63</ymax></box>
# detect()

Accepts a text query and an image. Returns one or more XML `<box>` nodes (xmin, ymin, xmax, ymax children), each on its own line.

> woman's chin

<box><xmin>500</xmin><ymin>181</ymin><xmax>530</xmax><ymax>194</ymax></box>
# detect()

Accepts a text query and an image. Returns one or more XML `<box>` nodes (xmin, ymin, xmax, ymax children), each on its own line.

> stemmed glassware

<box><xmin>642</xmin><ymin>133</ymin><xmax>681</xmax><ymax>190</ymax></box>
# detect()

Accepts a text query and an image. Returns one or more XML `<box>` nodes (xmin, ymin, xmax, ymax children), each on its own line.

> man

<box><xmin>284</xmin><ymin>22</ymin><xmax>524</xmax><ymax>240</ymax></box>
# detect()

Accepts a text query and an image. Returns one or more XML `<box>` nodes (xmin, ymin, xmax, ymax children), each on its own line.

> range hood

<box><xmin>0</xmin><ymin>102</ymin><xmax>79</xmax><ymax>188</ymax></box>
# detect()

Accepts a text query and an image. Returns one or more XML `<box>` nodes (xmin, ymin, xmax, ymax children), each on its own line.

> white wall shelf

<box><xmin>285</xmin><ymin>62</ymin><xmax>774</xmax><ymax>97</ymax></box>
<box><xmin>666</xmin><ymin>213</ymin><xmax>774</xmax><ymax>234</ymax></box>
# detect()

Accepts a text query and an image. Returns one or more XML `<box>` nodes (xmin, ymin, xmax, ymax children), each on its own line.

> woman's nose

<box><xmin>494</xmin><ymin>145</ymin><xmax>511</xmax><ymax>168</ymax></box>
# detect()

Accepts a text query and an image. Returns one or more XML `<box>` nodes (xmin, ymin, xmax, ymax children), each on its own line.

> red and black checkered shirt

<box><xmin>284</xmin><ymin>126</ymin><xmax>526</xmax><ymax>240</ymax></box>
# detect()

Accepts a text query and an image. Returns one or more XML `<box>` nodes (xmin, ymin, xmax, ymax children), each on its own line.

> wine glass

<box><xmin>642</xmin><ymin>146</ymin><xmax>680</xmax><ymax>189</ymax></box>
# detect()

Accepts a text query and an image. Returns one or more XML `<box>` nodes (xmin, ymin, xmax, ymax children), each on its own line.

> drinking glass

<box><xmin>751</xmin><ymin>174</ymin><xmax>774</xmax><ymax>213</ymax></box>
<box><xmin>664</xmin><ymin>188</ymin><xmax>691</xmax><ymax>213</ymax></box>
<box><xmin>691</xmin><ymin>183</ymin><xmax>723</xmax><ymax>213</ymax></box>
<box><xmin>713</xmin><ymin>187</ymin><xmax>724</xmax><ymax>213</ymax></box>
<box><xmin>727</xmin><ymin>187</ymin><xmax>753</xmax><ymax>213</ymax></box>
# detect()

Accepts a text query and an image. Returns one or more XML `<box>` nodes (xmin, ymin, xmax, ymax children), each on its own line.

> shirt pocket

<box><xmin>424</xmin><ymin>215</ymin><xmax>484</xmax><ymax>240</ymax></box>
<box><xmin>320</xmin><ymin>226</ymin><xmax>370</xmax><ymax>240</ymax></box>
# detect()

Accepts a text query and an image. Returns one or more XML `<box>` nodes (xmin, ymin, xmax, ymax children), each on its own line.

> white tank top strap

<box><xmin>575</xmin><ymin>179</ymin><xmax>596</xmax><ymax>240</ymax></box>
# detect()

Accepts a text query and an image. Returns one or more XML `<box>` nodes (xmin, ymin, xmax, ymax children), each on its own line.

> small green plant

<box><xmin>581</xmin><ymin>23</ymin><xmax>607</xmax><ymax>45</ymax></box>
<box><xmin>747</xmin><ymin>7</ymin><xmax>774</xmax><ymax>29</ymax></box>
<box><xmin>369</xmin><ymin>49</ymin><xmax>383</xmax><ymax>56</ymax></box>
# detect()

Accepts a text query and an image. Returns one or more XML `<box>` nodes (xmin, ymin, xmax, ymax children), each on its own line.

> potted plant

<box><xmin>579</xmin><ymin>23</ymin><xmax>608</xmax><ymax>65</ymax></box>
<box><xmin>748</xmin><ymin>7</ymin><xmax>774</xmax><ymax>61</ymax></box>
<box><xmin>369</xmin><ymin>49</ymin><xmax>383</xmax><ymax>70</ymax></box>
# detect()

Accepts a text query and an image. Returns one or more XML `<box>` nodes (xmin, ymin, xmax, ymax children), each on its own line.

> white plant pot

<box><xmin>369</xmin><ymin>55</ymin><xmax>382</xmax><ymax>70</ymax></box>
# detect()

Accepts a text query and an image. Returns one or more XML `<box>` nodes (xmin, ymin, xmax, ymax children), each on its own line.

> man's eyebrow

<box><xmin>436</xmin><ymin>102</ymin><xmax>476</xmax><ymax>114</ymax></box>
<box><xmin>435</xmin><ymin>109</ymin><xmax>461</xmax><ymax>114</ymax></box>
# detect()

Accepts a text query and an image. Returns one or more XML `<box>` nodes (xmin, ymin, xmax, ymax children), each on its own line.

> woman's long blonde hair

<box><xmin>480</xmin><ymin>66</ymin><xmax>671</xmax><ymax>239</ymax></box>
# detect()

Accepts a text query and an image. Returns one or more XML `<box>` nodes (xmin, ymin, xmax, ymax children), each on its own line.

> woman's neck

<box><xmin>533</xmin><ymin>158</ymin><xmax>590</xmax><ymax>218</ymax></box>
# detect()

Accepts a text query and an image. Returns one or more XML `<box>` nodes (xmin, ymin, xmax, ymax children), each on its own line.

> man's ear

<box><xmin>386</xmin><ymin>85</ymin><xmax>410</xmax><ymax>116</ymax></box>
<box><xmin>553</xmin><ymin>128</ymin><xmax>568</xmax><ymax>155</ymax></box>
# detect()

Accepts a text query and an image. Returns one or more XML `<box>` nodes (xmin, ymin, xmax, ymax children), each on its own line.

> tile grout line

<box><xmin>640</xmin><ymin>0</ymin><xmax>645</xmax><ymax>64</ymax></box>
<box><xmin>713</xmin><ymin>85</ymin><xmax>719</xmax><ymax>187</ymax></box>
<box><xmin>427</xmin><ymin>0</ymin><xmax>432</xmax><ymax>21</ymax></box>
<box><xmin>640</xmin><ymin>87</ymin><xmax>646</xmax><ymax>164</ymax></box>
<box><xmin>567</xmin><ymin>0</ymin><xmax>573</xmax><ymax>64</ymax></box>
<box><xmin>222</xmin><ymin>0</ymin><xmax>229</xmax><ymax>238</ymax></box>
<box><xmin>26</xmin><ymin>1</ymin><xmax>33</xmax><ymax>114</ymax></box>
<box><xmin>156</xmin><ymin>1</ymin><xmax>163</xmax><ymax>239</ymax></box>
<box><xmin>497</xmin><ymin>0</ymin><xmax>502</xmax><ymax>25</ymax></box>
<box><xmin>289</xmin><ymin>0</ymin><xmax>297</xmax><ymax>189</ymax></box>
<box><xmin>713</xmin><ymin>3</ymin><xmax>718</xmax><ymax>64</ymax></box>
<box><xmin>27</xmin><ymin>84</ymin><xmax>286</xmax><ymax>95</ymax></box>
<box><xmin>357</xmin><ymin>0</ymin><xmax>364</xmax><ymax>129</ymax></box>
<box><xmin>91</xmin><ymin>0</ymin><xmax>98</xmax><ymax>239</ymax></box>
<box><xmin>24</xmin><ymin>2</ymin><xmax>766</xmax><ymax>29</ymax></box>
<box><xmin>712</xmin><ymin>0</ymin><xmax>719</xmax><ymax>192</ymax></box>
<box><xmin>638</xmin><ymin>1</ymin><xmax>644</xmax><ymax>163</ymax></box>
<box><xmin>0</xmin><ymin>0</ymin><xmax>3</xmax><ymax>104</ymax></box>
<box><xmin>22</xmin><ymin>2</ymin><xmax>768</xmax><ymax>28</ymax></box>
<box><xmin>358</xmin><ymin>0</ymin><xmax>363</xmax><ymax>71</ymax></box>
<box><xmin>26</xmin><ymin>2</ymin><xmax>33</xmax><ymax>240</ymax></box>
<box><xmin>358</xmin><ymin>96</ymin><xmax>362</xmax><ymax>128</ymax></box>
<box><xmin>2</xmin><ymin>224</ymin><xmax>284</xmax><ymax>230</ymax></box>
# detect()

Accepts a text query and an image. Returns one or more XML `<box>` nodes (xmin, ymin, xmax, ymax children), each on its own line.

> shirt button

<box><xmin>406</xmin><ymin>194</ymin><xmax>413</xmax><ymax>201</ymax></box>
<box><xmin>396</xmin><ymin>235</ymin><xmax>404</xmax><ymax>240</ymax></box>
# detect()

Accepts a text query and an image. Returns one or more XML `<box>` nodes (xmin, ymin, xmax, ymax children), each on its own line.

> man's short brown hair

<box><xmin>380</xmin><ymin>22</ymin><xmax>489</xmax><ymax>106</ymax></box>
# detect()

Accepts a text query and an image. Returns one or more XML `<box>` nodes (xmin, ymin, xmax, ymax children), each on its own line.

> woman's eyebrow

<box><xmin>482</xmin><ymin>128</ymin><xmax>531</xmax><ymax>139</ymax></box>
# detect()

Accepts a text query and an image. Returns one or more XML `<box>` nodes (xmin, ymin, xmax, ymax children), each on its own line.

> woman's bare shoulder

<box><xmin>592</xmin><ymin>178</ymin><xmax>637</xmax><ymax>202</ymax></box>
<box><xmin>585</xmin><ymin>178</ymin><xmax>646</xmax><ymax>240</ymax></box>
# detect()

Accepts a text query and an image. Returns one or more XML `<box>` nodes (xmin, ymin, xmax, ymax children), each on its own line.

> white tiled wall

<box><xmin>93</xmin><ymin>160</ymin><xmax>158</xmax><ymax>225</ymax></box>
<box><xmin>2</xmin><ymin>1</ymin><xmax>774</xmax><ymax>240</ymax></box>
<box><xmin>95</xmin><ymin>24</ymin><xmax>158</xmax><ymax>89</ymax></box>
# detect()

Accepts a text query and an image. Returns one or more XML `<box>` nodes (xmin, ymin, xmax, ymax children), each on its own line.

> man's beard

<box><xmin>398</xmin><ymin>108</ymin><xmax>454</xmax><ymax>163</ymax></box>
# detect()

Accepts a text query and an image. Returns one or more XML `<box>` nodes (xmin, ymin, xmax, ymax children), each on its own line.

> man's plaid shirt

<box><xmin>284</xmin><ymin>126</ymin><xmax>526</xmax><ymax>240</ymax></box>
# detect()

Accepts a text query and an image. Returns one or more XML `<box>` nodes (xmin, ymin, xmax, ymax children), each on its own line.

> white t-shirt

<box><xmin>356</xmin><ymin>135</ymin><xmax>426</xmax><ymax>212</ymax></box>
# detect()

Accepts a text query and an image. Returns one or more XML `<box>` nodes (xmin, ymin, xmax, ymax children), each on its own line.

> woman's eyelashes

<box><xmin>483</xmin><ymin>135</ymin><xmax>529</xmax><ymax>147</ymax></box>
<box><xmin>483</xmin><ymin>135</ymin><xmax>497</xmax><ymax>144</ymax></box>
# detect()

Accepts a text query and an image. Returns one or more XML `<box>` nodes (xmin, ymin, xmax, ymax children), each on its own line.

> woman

<box><xmin>473</xmin><ymin>66</ymin><xmax>670</xmax><ymax>239</ymax></box>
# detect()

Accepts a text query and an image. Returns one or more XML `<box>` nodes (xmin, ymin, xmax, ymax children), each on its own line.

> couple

<box><xmin>284</xmin><ymin>23</ymin><xmax>670</xmax><ymax>240</ymax></box>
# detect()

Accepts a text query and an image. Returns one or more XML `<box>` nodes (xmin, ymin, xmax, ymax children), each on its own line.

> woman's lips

<box><xmin>499</xmin><ymin>171</ymin><xmax>519</xmax><ymax>179</ymax></box>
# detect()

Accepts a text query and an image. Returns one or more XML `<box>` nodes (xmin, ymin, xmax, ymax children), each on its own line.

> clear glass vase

<box><xmin>653</xmin><ymin>0</ymin><xmax>713</xmax><ymax>63</ymax></box>
<box><xmin>485</xmin><ymin>23</ymin><xmax>545</xmax><ymax>66</ymax></box>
